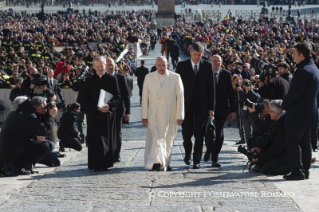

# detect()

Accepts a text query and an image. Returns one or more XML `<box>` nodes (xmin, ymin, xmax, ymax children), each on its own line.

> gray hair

<box><xmin>11</xmin><ymin>96</ymin><xmax>28</xmax><ymax>111</ymax></box>
<box><xmin>268</xmin><ymin>100</ymin><xmax>283</xmax><ymax>115</ymax></box>
<box><xmin>31</xmin><ymin>96</ymin><xmax>47</xmax><ymax>110</ymax></box>
<box><xmin>93</xmin><ymin>56</ymin><xmax>106</xmax><ymax>64</ymax></box>
<box><xmin>191</xmin><ymin>42</ymin><xmax>204</xmax><ymax>53</ymax></box>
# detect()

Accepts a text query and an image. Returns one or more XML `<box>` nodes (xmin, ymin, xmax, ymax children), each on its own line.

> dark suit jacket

<box><xmin>170</xmin><ymin>44</ymin><xmax>180</xmax><ymax>58</ymax></box>
<box><xmin>47</xmin><ymin>78</ymin><xmax>63</xmax><ymax>101</ymax></box>
<box><xmin>125</xmin><ymin>75</ymin><xmax>133</xmax><ymax>98</ymax></box>
<box><xmin>135</xmin><ymin>66</ymin><xmax>149</xmax><ymax>88</ymax></box>
<box><xmin>214</xmin><ymin>69</ymin><xmax>237</xmax><ymax>120</ymax></box>
<box><xmin>176</xmin><ymin>59</ymin><xmax>215</xmax><ymax>116</ymax></box>
<box><xmin>282</xmin><ymin>58</ymin><xmax>319</xmax><ymax>127</ymax></box>
<box><xmin>114</xmin><ymin>72</ymin><xmax>130</xmax><ymax>117</ymax></box>
<box><xmin>150</xmin><ymin>66</ymin><xmax>157</xmax><ymax>73</ymax></box>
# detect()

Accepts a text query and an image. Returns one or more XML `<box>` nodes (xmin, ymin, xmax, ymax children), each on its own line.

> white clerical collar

<box><xmin>157</xmin><ymin>70</ymin><xmax>167</xmax><ymax>77</ymax></box>
<box><xmin>98</xmin><ymin>75</ymin><xmax>103</xmax><ymax>78</ymax></box>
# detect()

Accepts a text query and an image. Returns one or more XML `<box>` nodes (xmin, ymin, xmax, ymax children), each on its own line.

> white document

<box><xmin>97</xmin><ymin>89</ymin><xmax>113</xmax><ymax>108</ymax></box>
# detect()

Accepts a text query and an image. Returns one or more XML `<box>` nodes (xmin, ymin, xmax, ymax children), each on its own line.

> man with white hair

<box><xmin>84</xmin><ymin>56</ymin><xmax>121</xmax><ymax>171</ymax></box>
<box><xmin>142</xmin><ymin>56</ymin><xmax>184</xmax><ymax>171</ymax></box>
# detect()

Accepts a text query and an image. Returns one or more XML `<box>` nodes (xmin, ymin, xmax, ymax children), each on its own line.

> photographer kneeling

<box><xmin>250</xmin><ymin>100</ymin><xmax>290</xmax><ymax>175</ymax></box>
<box><xmin>57</xmin><ymin>102</ymin><xmax>83</xmax><ymax>152</ymax></box>
<box><xmin>0</xmin><ymin>96</ymin><xmax>58</xmax><ymax>175</ymax></box>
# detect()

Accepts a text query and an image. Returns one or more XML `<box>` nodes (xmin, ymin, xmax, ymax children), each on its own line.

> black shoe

<box><xmin>313</xmin><ymin>148</ymin><xmax>318</xmax><ymax>152</ymax></box>
<box><xmin>152</xmin><ymin>163</ymin><xmax>161</xmax><ymax>171</ymax></box>
<box><xmin>203</xmin><ymin>151</ymin><xmax>211</xmax><ymax>162</ymax></box>
<box><xmin>184</xmin><ymin>154</ymin><xmax>191</xmax><ymax>165</ymax></box>
<box><xmin>235</xmin><ymin>140</ymin><xmax>245</xmax><ymax>145</ymax></box>
<box><xmin>15</xmin><ymin>168</ymin><xmax>31</xmax><ymax>175</ymax></box>
<box><xmin>193</xmin><ymin>164</ymin><xmax>200</xmax><ymax>169</ymax></box>
<box><xmin>115</xmin><ymin>156</ymin><xmax>121</xmax><ymax>163</ymax></box>
<box><xmin>59</xmin><ymin>141</ymin><xmax>66</xmax><ymax>152</ymax></box>
<box><xmin>212</xmin><ymin>162</ymin><xmax>221</xmax><ymax>167</ymax></box>
<box><xmin>284</xmin><ymin>171</ymin><xmax>305</xmax><ymax>180</ymax></box>
<box><xmin>167</xmin><ymin>166</ymin><xmax>172</xmax><ymax>171</ymax></box>
<box><xmin>252</xmin><ymin>165</ymin><xmax>260</xmax><ymax>173</ymax></box>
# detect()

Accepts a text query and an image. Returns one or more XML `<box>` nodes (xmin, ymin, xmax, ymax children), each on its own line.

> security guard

<box><xmin>41</xmin><ymin>48</ymin><xmax>54</xmax><ymax>63</ymax></box>
<box><xmin>16</xmin><ymin>47</ymin><xmax>25</xmax><ymax>60</ymax></box>
<box><xmin>84</xmin><ymin>50</ymin><xmax>95</xmax><ymax>67</ymax></box>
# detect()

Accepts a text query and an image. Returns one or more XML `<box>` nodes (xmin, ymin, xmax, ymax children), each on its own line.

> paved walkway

<box><xmin>1</xmin><ymin>39</ymin><xmax>319</xmax><ymax>212</ymax></box>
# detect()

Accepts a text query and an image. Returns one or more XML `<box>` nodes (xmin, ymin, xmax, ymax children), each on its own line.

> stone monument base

<box><xmin>156</xmin><ymin>18</ymin><xmax>175</xmax><ymax>26</ymax></box>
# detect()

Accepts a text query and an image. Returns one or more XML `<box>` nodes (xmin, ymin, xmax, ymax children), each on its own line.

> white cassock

<box><xmin>142</xmin><ymin>70</ymin><xmax>184</xmax><ymax>171</ymax></box>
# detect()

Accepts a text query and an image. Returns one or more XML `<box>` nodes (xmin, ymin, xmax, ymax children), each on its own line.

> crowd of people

<box><xmin>0</xmin><ymin>7</ymin><xmax>319</xmax><ymax>181</ymax></box>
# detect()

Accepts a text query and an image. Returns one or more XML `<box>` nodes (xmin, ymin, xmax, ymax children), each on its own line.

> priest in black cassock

<box><xmin>84</xmin><ymin>56</ymin><xmax>121</xmax><ymax>171</ymax></box>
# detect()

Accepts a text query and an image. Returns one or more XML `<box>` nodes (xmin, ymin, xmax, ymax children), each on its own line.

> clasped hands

<box><xmin>98</xmin><ymin>104</ymin><xmax>110</xmax><ymax>113</ymax></box>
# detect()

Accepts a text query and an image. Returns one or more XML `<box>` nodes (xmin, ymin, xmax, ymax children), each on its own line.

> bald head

<box><xmin>155</xmin><ymin>56</ymin><xmax>168</xmax><ymax>75</ymax></box>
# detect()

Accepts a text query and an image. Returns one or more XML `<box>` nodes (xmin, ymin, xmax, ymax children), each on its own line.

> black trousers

<box><xmin>260</xmin><ymin>159</ymin><xmax>290</xmax><ymax>175</ymax></box>
<box><xmin>310</xmin><ymin>108</ymin><xmax>319</xmax><ymax>150</ymax></box>
<box><xmin>182</xmin><ymin>107</ymin><xmax>207</xmax><ymax>164</ymax></box>
<box><xmin>62</xmin><ymin>137</ymin><xmax>82</xmax><ymax>151</ymax></box>
<box><xmin>138</xmin><ymin>85</ymin><xmax>143</xmax><ymax>103</ymax></box>
<box><xmin>171</xmin><ymin>56</ymin><xmax>179</xmax><ymax>69</ymax></box>
<box><xmin>209</xmin><ymin>117</ymin><xmax>226</xmax><ymax>163</ymax></box>
<box><xmin>3</xmin><ymin>140</ymin><xmax>51</xmax><ymax>168</ymax></box>
<box><xmin>77</xmin><ymin>110</ymin><xmax>85</xmax><ymax>141</ymax></box>
<box><xmin>286</xmin><ymin>127</ymin><xmax>312</xmax><ymax>172</ymax></box>
<box><xmin>114</xmin><ymin>116</ymin><xmax>123</xmax><ymax>159</ymax></box>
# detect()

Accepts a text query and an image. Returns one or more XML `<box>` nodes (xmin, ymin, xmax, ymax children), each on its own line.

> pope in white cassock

<box><xmin>142</xmin><ymin>56</ymin><xmax>184</xmax><ymax>171</ymax></box>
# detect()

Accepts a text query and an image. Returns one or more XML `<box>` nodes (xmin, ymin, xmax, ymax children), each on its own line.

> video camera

<box><xmin>30</xmin><ymin>73</ymin><xmax>48</xmax><ymax>86</ymax></box>
<box><xmin>250</xmin><ymin>57</ymin><xmax>276</xmax><ymax>82</ymax></box>
<box><xmin>47</xmin><ymin>100</ymin><xmax>67</xmax><ymax>112</ymax></box>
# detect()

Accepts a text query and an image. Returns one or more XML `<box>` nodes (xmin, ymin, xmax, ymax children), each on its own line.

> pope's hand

<box><xmin>142</xmin><ymin>119</ymin><xmax>148</xmax><ymax>127</ymax></box>
<box><xmin>177</xmin><ymin>119</ymin><xmax>183</xmax><ymax>125</ymax></box>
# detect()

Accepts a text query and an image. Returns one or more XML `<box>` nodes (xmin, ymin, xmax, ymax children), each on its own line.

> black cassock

<box><xmin>84</xmin><ymin>74</ymin><xmax>121</xmax><ymax>170</ymax></box>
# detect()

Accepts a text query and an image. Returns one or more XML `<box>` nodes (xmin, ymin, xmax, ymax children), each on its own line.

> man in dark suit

<box><xmin>176</xmin><ymin>42</ymin><xmax>215</xmax><ymax>169</ymax></box>
<box><xmin>205</xmin><ymin>55</ymin><xmax>237</xmax><ymax>167</ymax></box>
<box><xmin>150</xmin><ymin>65</ymin><xmax>157</xmax><ymax>73</ymax></box>
<box><xmin>164</xmin><ymin>35</ymin><xmax>174</xmax><ymax>61</ymax></box>
<box><xmin>122</xmin><ymin>66</ymin><xmax>133</xmax><ymax>125</ymax></box>
<box><xmin>106</xmin><ymin>58</ymin><xmax>130</xmax><ymax>163</ymax></box>
<box><xmin>47</xmin><ymin>68</ymin><xmax>63</xmax><ymax>102</ymax></box>
<box><xmin>170</xmin><ymin>40</ymin><xmax>180</xmax><ymax>69</ymax></box>
<box><xmin>134</xmin><ymin>60</ymin><xmax>149</xmax><ymax>104</ymax></box>
<box><xmin>282</xmin><ymin>43</ymin><xmax>319</xmax><ymax>180</ymax></box>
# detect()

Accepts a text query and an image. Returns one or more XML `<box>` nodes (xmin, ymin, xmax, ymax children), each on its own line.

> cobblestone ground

<box><xmin>0</xmin><ymin>40</ymin><xmax>314</xmax><ymax>212</ymax></box>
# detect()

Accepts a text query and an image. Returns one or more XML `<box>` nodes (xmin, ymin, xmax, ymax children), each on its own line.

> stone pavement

<box><xmin>1</xmin><ymin>35</ymin><xmax>319</xmax><ymax>212</ymax></box>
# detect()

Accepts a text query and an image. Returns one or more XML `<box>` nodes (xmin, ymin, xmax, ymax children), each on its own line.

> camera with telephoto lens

<box><xmin>245</xmin><ymin>98</ymin><xmax>264</xmax><ymax>114</ymax></box>
<box><xmin>238</xmin><ymin>145</ymin><xmax>259</xmax><ymax>161</ymax></box>
<box><xmin>47</xmin><ymin>100</ymin><xmax>67</xmax><ymax>112</ymax></box>
<box><xmin>75</xmin><ymin>66</ymin><xmax>89</xmax><ymax>82</ymax></box>
<box><xmin>30</xmin><ymin>73</ymin><xmax>48</xmax><ymax>86</ymax></box>
<box><xmin>250</xmin><ymin>57</ymin><xmax>276</xmax><ymax>82</ymax></box>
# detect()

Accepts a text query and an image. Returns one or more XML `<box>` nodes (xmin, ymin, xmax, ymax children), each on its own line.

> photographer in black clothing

<box><xmin>250</xmin><ymin>100</ymin><xmax>290</xmax><ymax>175</ymax></box>
<box><xmin>258</xmin><ymin>75</ymin><xmax>290</xmax><ymax>100</ymax></box>
<box><xmin>277</xmin><ymin>63</ymin><xmax>292</xmax><ymax>84</ymax></box>
<box><xmin>0</xmin><ymin>96</ymin><xmax>58</xmax><ymax>175</ymax></box>
<box><xmin>58</xmin><ymin>102</ymin><xmax>83</xmax><ymax>152</ymax></box>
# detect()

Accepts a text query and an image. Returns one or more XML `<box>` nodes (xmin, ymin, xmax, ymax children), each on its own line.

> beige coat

<box><xmin>142</xmin><ymin>70</ymin><xmax>184</xmax><ymax>171</ymax></box>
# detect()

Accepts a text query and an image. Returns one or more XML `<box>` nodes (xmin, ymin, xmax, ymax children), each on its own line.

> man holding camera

<box><xmin>277</xmin><ymin>62</ymin><xmax>292</xmax><ymax>84</ymax></box>
<box><xmin>282</xmin><ymin>43</ymin><xmax>319</xmax><ymax>180</ymax></box>
<box><xmin>249</xmin><ymin>100</ymin><xmax>290</xmax><ymax>175</ymax></box>
<box><xmin>0</xmin><ymin>96</ymin><xmax>58</xmax><ymax>175</ymax></box>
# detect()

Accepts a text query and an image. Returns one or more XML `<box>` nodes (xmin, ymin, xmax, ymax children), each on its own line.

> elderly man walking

<box><xmin>141</xmin><ymin>56</ymin><xmax>184</xmax><ymax>171</ymax></box>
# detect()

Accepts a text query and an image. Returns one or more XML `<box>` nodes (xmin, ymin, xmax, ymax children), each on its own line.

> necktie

<box><xmin>50</xmin><ymin>79</ymin><xmax>53</xmax><ymax>87</ymax></box>
<box><xmin>214</xmin><ymin>73</ymin><xmax>218</xmax><ymax>84</ymax></box>
<box><xmin>194</xmin><ymin>64</ymin><xmax>198</xmax><ymax>76</ymax></box>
